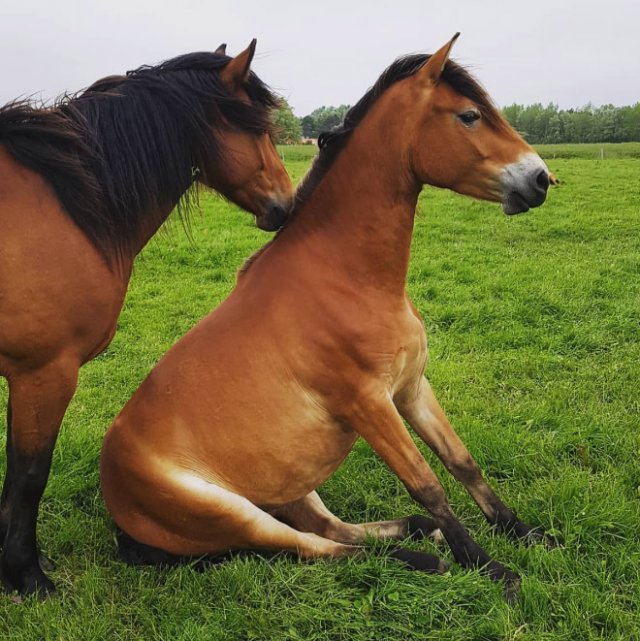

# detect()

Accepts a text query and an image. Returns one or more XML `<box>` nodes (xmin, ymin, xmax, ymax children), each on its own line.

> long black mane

<box><xmin>294</xmin><ymin>54</ymin><xmax>506</xmax><ymax>209</ymax></box>
<box><xmin>0</xmin><ymin>52</ymin><xmax>278</xmax><ymax>262</ymax></box>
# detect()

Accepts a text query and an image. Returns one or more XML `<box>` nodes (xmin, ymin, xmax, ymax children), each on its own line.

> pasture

<box><xmin>1</xmin><ymin>145</ymin><xmax>639</xmax><ymax>640</ymax></box>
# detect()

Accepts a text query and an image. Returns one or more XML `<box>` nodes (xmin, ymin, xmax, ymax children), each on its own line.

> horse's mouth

<box><xmin>502</xmin><ymin>192</ymin><xmax>531</xmax><ymax>215</ymax></box>
<box><xmin>256</xmin><ymin>204</ymin><xmax>289</xmax><ymax>231</ymax></box>
<box><xmin>256</xmin><ymin>196</ymin><xmax>294</xmax><ymax>231</ymax></box>
<box><xmin>500</xmin><ymin>153</ymin><xmax>550</xmax><ymax>215</ymax></box>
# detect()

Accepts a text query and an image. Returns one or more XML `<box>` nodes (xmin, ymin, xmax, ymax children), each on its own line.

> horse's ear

<box><xmin>220</xmin><ymin>39</ymin><xmax>257</xmax><ymax>88</ymax></box>
<box><xmin>214</xmin><ymin>43</ymin><xmax>227</xmax><ymax>56</ymax></box>
<box><xmin>417</xmin><ymin>32</ymin><xmax>460</xmax><ymax>85</ymax></box>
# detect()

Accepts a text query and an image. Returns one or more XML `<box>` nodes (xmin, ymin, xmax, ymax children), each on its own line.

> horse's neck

<box><xmin>105</xmin><ymin>198</ymin><xmax>183</xmax><ymax>283</ymax></box>
<box><xmin>131</xmin><ymin>200</ymin><xmax>181</xmax><ymax>256</ymax></box>
<box><xmin>292</xmin><ymin>123</ymin><xmax>420</xmax><ymax>297</ymax></box>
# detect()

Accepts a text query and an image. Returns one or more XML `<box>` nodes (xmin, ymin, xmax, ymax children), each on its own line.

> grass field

<box><xmin>1</xmin><ymin>146</ymin><xmax>640</xmax><ymax>640</ymax></box>
<box><xmin>281</xmin><ymin>142</ymin><xmax>640</xmax><ymax>162</ymax></box>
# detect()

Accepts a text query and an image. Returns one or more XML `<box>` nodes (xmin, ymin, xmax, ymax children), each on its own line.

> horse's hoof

<box><xmin>519</xmin><ymin>525</ymin><xmax>562</xmax><ymax>549</ymax></box>
<box><xmin>499</xmin><ymin>518</ymin><xmax>560</xmax><ymax>549</ymax></box>
<box><xmin>1</xmin><ymin>560</ymin><xmax>56</xmax><ymax>598</ymax></box>
<box><xmin>437</xmin><ymin>558</ymin><xmax>450</xmax><ymax>573</ymax></box>
<box><xmin>38</xmin><ymin>553</ymin><xmax>56</xmax><ymax>573</ymax></box>
<box><xmin>541</xmin><ymin>531</ymin><xmax>562</xmax><ymax>549</ymax></box>
<box><xmin>390</xmin><ymin>547</ymin><xmax>448</xmax><ymax>574</ymax></box>
<box><xmin>406</xmin><ymin>515</ymin><xmax>442</xmax><ymax>544</ymax></box>
<box><xmin>484</xmin><ymin>560</ymin><xmax>521</xmax><ymax>602</ymax></box>
<box><xmin>504</xmin><ymin>575</ymin><xmax>521</xmax><ymax>603</ymax></box>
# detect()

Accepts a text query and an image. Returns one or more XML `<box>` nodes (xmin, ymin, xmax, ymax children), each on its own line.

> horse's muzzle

<box><xmin>501</xmin><ymin>153</ymin><xmax>551</xmax><ymax>215</ymax></box>
<box><xmin>257</xmin><ymin>198</ymin><xmax>292</xmax><ymax>231</ymax></box>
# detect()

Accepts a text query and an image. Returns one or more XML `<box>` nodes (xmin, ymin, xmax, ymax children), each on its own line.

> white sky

<box><xmin>1</xmin><ymin>0</ymin><xmax>638</xmax><ymax>116</ymax></box>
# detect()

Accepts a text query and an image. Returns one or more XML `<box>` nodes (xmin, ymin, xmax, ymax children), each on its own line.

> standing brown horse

<box><xmin>0</xmin><ymin>41</ymin><xmax>293</xmax><ymax>595</ymax></box>
<box><xmin>101</xmin><ymin>34</ymin><xmax>552</xmax><ymax>598</ymax></box>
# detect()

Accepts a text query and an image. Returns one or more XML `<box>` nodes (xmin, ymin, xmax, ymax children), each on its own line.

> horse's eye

<box><xmin>458</xmin><ymin>110</ymin><xmax>481</xmax><ymax>127</ymax></box>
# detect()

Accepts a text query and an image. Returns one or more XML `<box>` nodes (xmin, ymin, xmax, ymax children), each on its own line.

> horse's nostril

<box><xmin>536</xmin><ymin>169</ymin><xmax>550</xmax><ymax>192</ymax></box>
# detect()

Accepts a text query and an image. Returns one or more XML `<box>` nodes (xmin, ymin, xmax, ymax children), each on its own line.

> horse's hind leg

<box><xmin>269</xmin><ymin>492</ymin><xmax>448</xmax><ymax>573</ymax></box>
<box><xmin>108</xmin><ymin>469</ymin><xmax>360</xmax><ymax>564</ymax></box>
<box><xmin>398</xmin><ymin>377</ymin><xmax>553</xmax><ymax>546</ymax></box>
<box><xmin>1</xmin><ymin>358</ymin><xmax>78</xmax><ymax>595</ymax></box>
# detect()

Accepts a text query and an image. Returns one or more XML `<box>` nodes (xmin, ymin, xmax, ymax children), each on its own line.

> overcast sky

<box><xmin>2</xmin><ymin>0</ymin><xmax>638</xmax><ymax>116</ymax></box>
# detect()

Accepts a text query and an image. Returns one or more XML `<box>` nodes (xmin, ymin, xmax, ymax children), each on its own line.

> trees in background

<box><xmin>502</xmin><ymin>103</ymin><xmax>640</xmax><ymax>144</ymax></box>
<box><xmin>275</xmin><ymin>100</ymin><xmax>640</xmax><ymax>145</ymax></box>
<box><xmin>273</xmin><ymin>99</ymin><xmax>302</xmax><ymax>145</ymax></box>
<box><xmin>300</xmin><ymin>105</ymin><xmax>351</xmax><ymax>138</ymax></box>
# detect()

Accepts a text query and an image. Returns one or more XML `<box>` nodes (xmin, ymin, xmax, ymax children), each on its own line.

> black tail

<box><xmin>116</xmin><ymin>529</ymin><xmax>183</xmax><ymax>567</ymax></box>
<box><xmin>116</xmin><ymin>528</ymin><xmax>239</xmax><ymax>569</ymax></box>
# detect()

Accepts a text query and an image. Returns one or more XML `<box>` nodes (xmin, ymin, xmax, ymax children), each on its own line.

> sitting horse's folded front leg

<box><xmin>345</xmin><ymin>392</ymin><xmax>521</xmax><ymax>600</ymax></box>
<box><xmin>396</xmin><ymin>376</ymin><xmax>556</xmax><ymax>548</ymax></box>
<box><xmin>268</xmin><ymin>490</ymin><xmax>449</xmax><ymax>574</ymax></box>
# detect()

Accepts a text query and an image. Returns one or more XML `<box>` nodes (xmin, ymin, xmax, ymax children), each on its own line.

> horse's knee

<box><xmin>448</xmin><ymin>453</ymin><xmax>483</xmax><ymax>485</ymax></box>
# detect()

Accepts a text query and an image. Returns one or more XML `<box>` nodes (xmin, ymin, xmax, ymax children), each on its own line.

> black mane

<box><xmin>295</xmin><ymin>54</ymin><xmax>506</xmax><ymax>208</ymax></box>
<box><xmin>0</xmin><ymin>51</ymin><xmax>279</xmax><ymax>262</ymax></box>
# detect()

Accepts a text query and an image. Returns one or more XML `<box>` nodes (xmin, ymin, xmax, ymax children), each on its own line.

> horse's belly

<box><xmin>192</xmin><ymin>404</ymin><xmax>358</xmax><ymax>508</ymax></box>
<box><xmin>0</xmin><ymin>188</ymin><xmax>128</xmax><ymax>370</ymax></box>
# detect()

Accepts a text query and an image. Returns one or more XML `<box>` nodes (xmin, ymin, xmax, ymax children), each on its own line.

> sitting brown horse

<box><xmin>101</xmin><ymin>34</ymin><xmax>552</xmax><ymax>598</ymax></box>
<box><xmin>0</xmin><ymin>41</ymin><xmax>293</xmax><ymax>595</ymax></box>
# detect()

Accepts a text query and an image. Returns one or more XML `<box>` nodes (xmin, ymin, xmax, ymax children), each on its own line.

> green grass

<box><xmin>2</xmin><ymin>150</ymin><xmax>640</xmax><ymax>640</ymax></box>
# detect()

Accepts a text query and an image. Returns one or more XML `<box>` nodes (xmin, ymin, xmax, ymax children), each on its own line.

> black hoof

<box><xmin>390</xmin><ymin>547</ymin><xmax>449</xmax><ymax>574</ymax></box>
<box><xmin>484</xmin><ymin>560</ymin><xmax>521</xmax><ymax>602</ymax></box>
<box><xmin>1</xmin><ymin>559</ymin><xmax>56</xmax><ymax>597</ymax></box>
<box><xmin>523</xmin><ymin>527</ymin><xmax>561</xmax><ymax>549</ymax></box>
<box><xmin>498</xmin><ymin>519</ymin><xmax>560</xmax><ymax>548</ymax></box>
<box><xmin>38</xmin><ymin>552</ymin><xmax>56</xmax><ymax>573</ymax></box>
<box><xmin>406</xmin><ymin>515</ymin><xmax>441</xmax><ymax>542</ymax></box>
<box><xmin>504</xmin><ymin>575</ymin><xmax>521</xmax><ymax>603</ymax></box>
<box><xmin>539</xmin><ymin>530</ymin><xmax>562</xmax><ymax>549</ymax></box>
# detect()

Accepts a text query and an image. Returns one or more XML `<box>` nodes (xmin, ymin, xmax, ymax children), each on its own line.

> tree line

<box><xmin>502</xmin><ymin>103</ymin><xmax>640</xmax><ymax>144</ymax></box>
<box><xmin>273</xmin><ymin>103</ymin><xmax>349</xmax><ymax>144</ymax></box>
<box><xmin>273</xmin><ymin>100</ymin><xmax>640</xmax><ymax>145</ymax></box>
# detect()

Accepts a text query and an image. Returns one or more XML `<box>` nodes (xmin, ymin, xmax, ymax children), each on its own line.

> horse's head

<box><xmin>202</xmin><ymin>41</ymin><xmax>293</xmax><ymax>231</ymax></box>
<box><xmin>404</xmin><ymin>34</ymin><xmax>550</xmax><ymax>214</ymax></box>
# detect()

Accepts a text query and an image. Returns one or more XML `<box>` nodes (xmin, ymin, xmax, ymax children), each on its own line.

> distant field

<box><xmin>1</xmin><ymin>149</ymin><xmax>639</xmax><ymax>640</ymax></box>
<box><xmin>279</xmin><ymin>141</ymin><xmax>640</xmax><ymax>161</ymax></box>
<box><xmin>535</xmin><ymin>142</ymin><xmax>640</xmax><ymax>160</ymax></box>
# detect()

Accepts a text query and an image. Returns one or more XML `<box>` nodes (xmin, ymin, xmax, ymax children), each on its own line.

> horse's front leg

<box><xmin>346</xmin><ymin>392</ymin><xmax>520</xmax><ymax>598</ymax></box>
<box><xmin>1</xmin><ymin>357</ymin><xmax>79</xmax><ymax>596</ymax></box>
<box><xmin>0</xmin><ymin>400</ymin><xmax>14</xmax><ymax>542</ymax></box>
<box><xmin>269</xmin><ymin>491</ymin><xmax>448</xmax><ymax>573</ymax></box>
<box><xmin>397</xmin><ymin>376</ymin><xmax>554</xmax><ymax>546</ymax></box>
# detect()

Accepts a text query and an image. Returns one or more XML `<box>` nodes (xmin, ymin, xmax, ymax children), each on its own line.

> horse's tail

<box><xmin>115</xmin><ymin>527</ymin><xmax>227</xmax><ymax>569</ymax></box>
<box><xmin>116</xmin><ymin>528</ymin><xmax>183</xmax><ymax>567</ymax></box>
